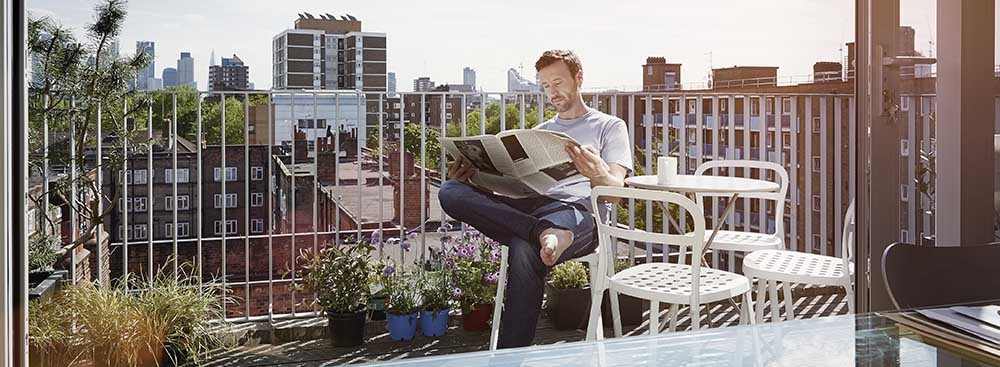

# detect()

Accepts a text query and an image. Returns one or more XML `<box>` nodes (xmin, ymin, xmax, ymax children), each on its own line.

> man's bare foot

<box><xmin>539</xmin><ymin>228</ymin><xmax>574</xmax><ymax>267</ymax></box>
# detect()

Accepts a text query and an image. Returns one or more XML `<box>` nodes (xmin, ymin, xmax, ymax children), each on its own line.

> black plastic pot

<box><xmin>327</xmin><ymin>308</ymin><xmax>368</xmax><ymax>347</ymax></box>
<box><xmin>28</xmin><ymin>270</ymin><xmax>67</xmax><ymax>302</ymax></box>
<box><xmin>601</xmin><ymin>291</ymin><xmax>645</xmax><ymax>327</ymax></box>
<box><xmin>368</xmin><ymin>297</ymin><xmax>387</xmax><ymax>321</ymax></box>
<box><xmin>545</xmin><ymin>282</ymin><xmax>592</xmax><ymax>331</ymax></box>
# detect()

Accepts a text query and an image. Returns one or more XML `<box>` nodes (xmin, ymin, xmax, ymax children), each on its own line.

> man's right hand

<box><xmin>447</xmin><ymin>156</ymin><xmax>478</xmax><ymax>182</ymax></box>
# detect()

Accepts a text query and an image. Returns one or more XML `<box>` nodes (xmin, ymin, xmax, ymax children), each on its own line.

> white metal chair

<box><xmin>743</xmin><ymin>199</ymin><xmax>856</xmax><ymax>322</ymax></box>
<box><xmin>489</xmin><ymin>246</ymin><xmax>601</xmax><ymax>350</ymax></box>
<box><xmin>691</xmin><ymin>160</ymin><xmax>790</xmax><ymax>255</ymax></box>
<box><xmin>587</xmin><ymin>186</ymin><xmax>754</xmax><ymax>337</ymax></box>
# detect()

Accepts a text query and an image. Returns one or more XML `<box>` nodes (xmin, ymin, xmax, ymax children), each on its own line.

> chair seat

<box><xmin>743</xmin><ymin>249</ymin><xmax>854</xmax><ymax>286</ymax></box>
<box><xmin>610</xmin><ymin>263</ymin><xmax>750</xmax><ymax>305</ymax></box>
<box><xmin>689</xmin><ymin>230</ymin><xmax>783</xmax><ymax>252</ymax></box>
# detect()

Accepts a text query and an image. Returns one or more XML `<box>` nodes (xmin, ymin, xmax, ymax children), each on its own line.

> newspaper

<box><xmin>438</xmin><ymin>129</ymin><xmax>583</xmax><ymax>198</ymax></box>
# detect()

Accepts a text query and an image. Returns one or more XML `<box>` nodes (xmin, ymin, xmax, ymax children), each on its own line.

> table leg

<box><xmin>703</xmin><ymin>192</ymin><xmax>741</xmax><ymax>258</ymax></box>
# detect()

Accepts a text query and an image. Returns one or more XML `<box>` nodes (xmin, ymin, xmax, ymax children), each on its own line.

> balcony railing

<box><xmin>27</xmin><ymin>89</ymin><xmax>938</xmax><ymax>321</ymax></box>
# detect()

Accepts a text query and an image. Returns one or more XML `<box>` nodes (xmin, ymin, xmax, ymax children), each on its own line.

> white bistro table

<box><xmin>624</xmin><ymin>175</ymin><xmax>780</xmax><ymax>258</ymax></box>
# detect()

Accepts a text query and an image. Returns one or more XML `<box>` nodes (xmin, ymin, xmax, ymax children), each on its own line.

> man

<box><xmin>438</xmin><ymin>50</ymin><xmax>632</xmax><ymax>348</ymax></box>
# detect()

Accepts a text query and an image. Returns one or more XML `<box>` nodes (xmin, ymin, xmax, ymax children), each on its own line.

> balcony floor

<box><xmin>205</xmin><ymin>286</ymin><xmax>848</xmax><ymax>366</ymax></box>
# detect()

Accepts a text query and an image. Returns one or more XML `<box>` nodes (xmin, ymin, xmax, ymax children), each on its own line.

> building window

<box><xmin>900</xmin><ymin>139</ymin><xmax>910</xmax><ymax>157</ymax></box>
<box><xmin>251</xmin><ymin>166</ymin><xmax>264</xmax><ymax>180</ymax></box>
<box><xmin>782</xmin><ymin>98</ymin><xmax>791</xmax><ymax>113</ymax></box>
<box><xmin>165</xmin><ymin>195</ymin><xmax>190</xmax><ymax>211</ymax></box>
<box><xmin>812</xmin><ymin>117</ymin><xmax>821</xmax><ymax>132</ymax></box>
<box><xmin>251</xmin><ymin>193</ymin><xmax>263</xmax><ymax>207</ymax></box>
<box><xmin>214</xmin><ymin>220</ymin><xmax>238</xmax><ymax>235</ymax></box>
<box><xmin>812</xmin><ymin>195</ymin><xmax>821</xmax><ymax>211</ymax></box>
<box><xmin>900</xmin><ymin>185</ymin><xmax>909</xmax><ymax>202</ymax></box>
<box><xmin>133</xmin><ymin>169</ymin><xmax>148</xmax><ymax>185</ymax></box>
<box><xmin>133</xmin><ymin>197</ymin><xmax>147</xmax><ymax>212</ymax></box>
<box><xmin>133</xmin><ymin>224</ymin><xmax>147</xmax><ymax>240</ymax></box>
<box><xmin>214</xmin><ymin>193</ymin><xmax>237</xmax><ymax>208</ymax></box>
<box><xmin>782</xmin><ymin>132</ymin><xmax>791</xmax><ymax>148</ymax></box>
<box><xmin>251</xmin><ymin>219</ymin><xmax>264</xmax><ymax>234</ymax></box>
<box><xmin>446</xmin><ymin>112</ymin><xmax>453</xmax><ymax>120</ymax></box>
<box><xmin>812</xmin><ymin>157</ymin><xmax>821</xmax><ymax>173</ymax></box>
<box><xmin>119</xmin><ymin>225</ymin><xmax>132</xmax><ymax>240</ymax></box>
<box><xmin>119</xmin><ymin>197</ymin><xmax>132</xmax><ymax>212</ymax></box>
<box><xmin>214</xmin><ymin>167</ymin><xmax>238</xmax><ymax>182</ymax></box>
<box><xmin>812</xmin><ymin>234</ymin><xmax>822</xmax><ymax>252</ymax></box>
<box><xmin>901</xmin><ymin>229</ymin><xmax>910</xmax><ymax>242</ymax></box>
<box><xmin>165</xmin><ymin>222</ymin><xmax>190</xmax><ymax>238</ymax></box>
<box><xmin>446</xmin><ymin>103</ymin><xmax>453</xmax><ymax>109</ymax></box>
<box><xmin>165</xmin><ymin>168</ymin><xmax>190</xmax><ymax>183</ymax></box>
<box><xmin>900</xmin><ymin>97</ymin><xmax>910</xmax><ymax>111</ymax></box>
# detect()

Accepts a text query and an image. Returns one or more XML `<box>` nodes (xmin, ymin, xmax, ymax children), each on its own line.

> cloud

<box><xmin>28</xmin><ymin>7</ymin><xmax>58</xmax><ymax>20</ymax></box>
<box><xmin>181</xmin><ymin>13</ymin><xmax>207</xmax><ymax>24</ymax></box>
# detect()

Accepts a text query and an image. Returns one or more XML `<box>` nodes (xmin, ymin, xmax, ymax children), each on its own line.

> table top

<box><xmin>364</xmin><ymin>312</ymin><xmax>998</xmax><ymax>367</ymax></box>
<box><xmin>626</xmin><ymin>174</ymin><xmax>780</xmax><ymax>194</ymax></box>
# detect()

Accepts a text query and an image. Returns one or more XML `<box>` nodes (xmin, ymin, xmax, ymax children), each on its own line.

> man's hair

<box><xmin>535</xmin><ymin>50</ymin><xmax>583</xmax><ymax>77</ymax></box>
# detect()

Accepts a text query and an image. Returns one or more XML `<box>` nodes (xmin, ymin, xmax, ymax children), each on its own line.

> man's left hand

<box><xmin>565</xmin><ymin>144</ymin><xmax>609</xmax><ymax>180</ymax></box>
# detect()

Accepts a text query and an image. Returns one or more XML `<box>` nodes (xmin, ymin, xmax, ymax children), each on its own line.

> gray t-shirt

<box><xmin>536</xmin><ymin>108</ymin><xmax>633</xmax><ymax>214</ymax></box>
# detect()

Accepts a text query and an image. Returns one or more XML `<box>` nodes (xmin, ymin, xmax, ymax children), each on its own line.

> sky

<box><xmin>27</xmin><ymin>0</ymin><xmax>965</xmax><ymax>93</ymax></box>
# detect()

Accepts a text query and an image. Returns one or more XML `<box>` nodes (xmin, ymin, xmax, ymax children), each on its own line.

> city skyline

<box><xmin>29</xmin><ymin>0</ymin><xmax>965</xmax><ymax>92</ymax></box>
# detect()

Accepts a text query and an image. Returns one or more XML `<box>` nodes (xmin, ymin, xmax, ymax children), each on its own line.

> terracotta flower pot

<box><xmin>461</xmin><ymin>304</ymin><xmax>493</xmax><ymax>332</ymax></box>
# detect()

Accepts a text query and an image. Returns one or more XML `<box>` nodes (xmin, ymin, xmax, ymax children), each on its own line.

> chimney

<box><xmin>316</xmin><ymin>137</ymin><xmax>338</xmax><ymax>184</ymax></box>
<box><xmin>388</xmin><ymin>145</ymin><xmax>415</xmax><ymax>178</ymax></box>
<box><xmin>293</xmin><ymin>129</ymin><xmax>308</xmax><ymax>161</ymax></box>
<box><xmin>392</xmin><ymin>176</ymin><xmax>429</xmax><ymax>228</ymax></box>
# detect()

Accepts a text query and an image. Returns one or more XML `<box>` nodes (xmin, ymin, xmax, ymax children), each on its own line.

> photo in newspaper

<box><xmin>439</xmin><ymin>129</ymin><xmax>584</xmax><ymax>198</ymax></box>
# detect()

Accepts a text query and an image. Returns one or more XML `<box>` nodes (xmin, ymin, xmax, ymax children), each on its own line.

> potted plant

<box><xmin>28</xmin><ymin>261</ymin><xmax>231</xmax><ymax>367</ymax></box>
<box><xmin>545</xmin><ymin>261</ymin><xmax>591</xmax><ymax>330</ymax></box>
<box><xmin>28</xmin><ymin>0</ymin><xmax>152</xmax><ymax>284</ymax></box>
<box><xmin>28</xmin><ymin>233</ymin><xmax>68</xmax><ymax>301</ymax></box>
<box><xmin>297</xmin><ymin>240</ymin><xmax>374</xmax><ymax>347</ymax></box>
<box><xmin>444</xmin><ymin>230</ymin><xmax>501</xmax><ymax>332</ymax></box>
<box><xmin>601</xmin><ymin>258</ymin><xmax>646</xmax><ymax>328</ymax></box>
<box><xmin>418</xmin><ymin>270</ymin><xmax>452</xmax><ymax>337</ymax></box>
<box><xmin>378</xmin><ymin>263</ymin><xmax>420</xmax><ymax>341</ymax></box>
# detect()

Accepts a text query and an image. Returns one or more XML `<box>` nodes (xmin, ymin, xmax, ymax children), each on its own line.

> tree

<box><xmin>446</xmin><ymin>102</ymin><xmax>556</xmax><ymax>137</ymax></box>
<box><xmin>203</xmin><ymin>97</ymin><xmax>247</xmax><ymax>145</ymax></box>
<box><xmin>28</xmin><ymin>0</ymin><xmax>151</xmax><ymax>245</ymax></box>
<box><xmin>402</xmin><ymin>123</ymin><xmax>442</xmax><ymax>170</ymax></box>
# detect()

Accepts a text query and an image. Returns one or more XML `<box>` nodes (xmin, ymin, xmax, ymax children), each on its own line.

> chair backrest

<box><xmin>591</xmin><ymin>187</ymin><xmax>706</xmax><ymax>291</ymax></box>
<box><xmin>881</xmin><ymin>242</ymin><xmax>1000</xmax><ymax>309</ymax></box>
<box><xmin>693</xmin><ymin>160</ymin><xmax>789</xmax><ymax>239</ymax></box>
<box><xmin>840</xmin><ymin>199</ymin><xmax>856</xmax><ymax>272</ymax></box>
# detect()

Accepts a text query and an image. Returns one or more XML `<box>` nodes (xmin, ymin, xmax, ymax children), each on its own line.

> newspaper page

<box><xmin>439</xmin><ymin>129</ymin><xmax>584</xmax><ymax>198</ymax></box>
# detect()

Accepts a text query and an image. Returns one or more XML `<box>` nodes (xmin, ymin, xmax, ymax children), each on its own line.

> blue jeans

<box><xmin>438</xmin><ymin>180</ymin><xmax>598</xmax><ymax>348</ymax></box>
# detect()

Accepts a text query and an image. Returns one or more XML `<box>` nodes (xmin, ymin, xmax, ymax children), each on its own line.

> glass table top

<box><xmin>362</xmin><ymin>312</ymin><xmax>998</xmax><ymax>367</ymax></box>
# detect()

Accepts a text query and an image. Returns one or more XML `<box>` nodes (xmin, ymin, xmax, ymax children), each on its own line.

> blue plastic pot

<box><xmin>386</xmin><ymin>312</ymin><xmax>418</xmax><ymax>341</ymax></box>
<box><xmin>420</xmin><ymin>308</ymin><xmax>450</xmax><ymax>337</ymax></box>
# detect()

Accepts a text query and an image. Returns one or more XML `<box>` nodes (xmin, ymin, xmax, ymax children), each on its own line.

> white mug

<box><xmin>657</xmin><ymin>156</ymin><xmax>677</xmax><ymax>184</ymax></box>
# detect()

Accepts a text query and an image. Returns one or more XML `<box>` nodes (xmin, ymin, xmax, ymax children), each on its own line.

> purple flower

<box><xmin>483</xmin><ymin>272</ymin><xmax>499</xmax><ymax>284</ymax></box>
<box><xmin>382</xmin><ymin>265</ymin><xmax>395</xmax><ymax>276</ymax></box>
<box><xmin>400</xmin><ymin>241</ymin><xmax>411</xmax><ymax>252</ymax></box>
<box><xmin>461</xmin><ymin>223</ymin><xmax>471</xmax><ymax>232</ymax></box>
<box><xmin>489</xmin><ymin>248</ymin><xmax>501</xmax><ymax>262</ymax></box>
<box><xmin>451</xmin><ymin>288</ymin><xmax>464</xmax><ymax>299</ymax></box>
<box><xmin>407</xmin><ymin>232</ymin><xmax>418</xmax><ymax>240</ymax></box>
<box><xmin>371</xmin><ymin>230</ymin><xmax>382</xmax><ymax>243</ymax></box>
